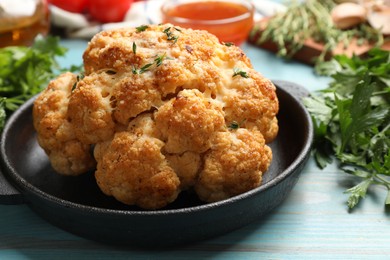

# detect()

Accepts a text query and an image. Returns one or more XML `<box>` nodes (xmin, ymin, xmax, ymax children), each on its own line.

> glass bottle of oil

<box><xmin>0</xmin><ymin>0</ymin><xmax>49</xmax><ymax>47</ymax></box>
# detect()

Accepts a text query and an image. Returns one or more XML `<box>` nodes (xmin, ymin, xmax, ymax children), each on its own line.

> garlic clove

<box><xmin>366</xmin><ymin>3</ymin><xmax>390</xmax><ymax>35</ymax></box>
<box><xmin>331</xmin><ymin>3</ymin><xmax>367</xmax><ymax>29</ymax></box>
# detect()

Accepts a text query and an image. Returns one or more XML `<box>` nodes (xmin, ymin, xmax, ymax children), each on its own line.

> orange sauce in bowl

<box><xmin>162</xmin><ymin>1</ymin><xmax>254</xmax><ymax>45</ymax></box>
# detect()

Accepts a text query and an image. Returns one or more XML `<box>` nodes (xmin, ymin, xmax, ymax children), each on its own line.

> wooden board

<box><xmin>248</xmin><ymin>18</ymin><xmax>390</xmax><ymax>65</ymax></box>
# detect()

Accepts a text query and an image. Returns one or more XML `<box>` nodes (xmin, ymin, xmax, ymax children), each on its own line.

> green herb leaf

<box><xmin>163</xmin><ymin>27</ymin><xmax>180</xmax><ymax>43</ymax></box>
<box><xmin>0</xmin><ymin>36</ymin><xmax>74</xmax><ymax>133</ymax></box>
<box><xmin>232</xmin><ymin>68</ymin><xmax>249</xmax><ymax>78</ymax></box>
<box><xmin>228</xmin><ymin>121</ymin><xmax>239</xmax><ymax>130</ymax></box>
<box><xmin>133</xmin><ymin>53</ymin><xmax>172</xmax><ymax>75</ymax></box>
<box><xmin>304</xmin><ymin>49</ymin><xmax>390</xmax><ymax>210</ymax></box>
<box><xmin>223</xmin><ymin>42</ymin><xmax>234</xmax><ymax>47</ymax></box>
<box><xmin>345</xmin><ymin>179</ymin><xmax>372</xmax><ymax>209</ymax></box>
<box><xmin>154</xmin><ymin>53</ymin><xmax>168</xmax><ymax>67</ymax></box>
<box><xmin>136</xmin><ymin>25</ymin><xmax>149</xmax><ymax>32</ymax></box>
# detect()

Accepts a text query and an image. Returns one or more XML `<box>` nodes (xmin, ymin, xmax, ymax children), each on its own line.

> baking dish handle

<box><xmin>0</xmin><ymin>168</ymin><xmax>24</xmax><ymax>205</ymax></box>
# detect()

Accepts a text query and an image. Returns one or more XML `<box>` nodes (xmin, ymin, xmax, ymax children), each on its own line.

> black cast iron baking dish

<box><xmin>0</xmin><ymin>80</ymin><xmax>313</xmax><ymax>247</ymax></box>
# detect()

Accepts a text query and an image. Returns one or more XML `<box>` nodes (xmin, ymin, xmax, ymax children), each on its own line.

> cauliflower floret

<box><xmin>195</xmin><ymin>128</ymin><xmax>272</xmax><ymax>202</ymax></box>
<box><xmin>67</xmin><ymin>71</ymin><xmax>117</xmax><ymax>144</ymax></box>
<box><xmin>222</xmin><ymin>72</ymin><xmax>279</xmax><ymax>142</ymax></box>
<box><xmin>155</xmin><ymin>89</ymin><xmax>225</xmax><ymax>154</ymax></box>
<box><xmin>33</xmin><ymin>72</ymin><xmax>95</xmax><ymax>175</ymax></box>
<box><xmin>111</xmin><ymin>73</ymin><xmax>162</xmax><ymax>125</ymax></box>
<box><xmin>33</xmin><ymin>24</ymin><xmax>279</xmax><ymax>209</ymax></box>
<box><xmin>166</xmin><ymin>151</ymin><xmax>201</xmax><ymax>190</ymax></box>
<box><xmin>94</xmin><ymin>131</ymin><xmax>180</xmax><ymax>210</ymax></box>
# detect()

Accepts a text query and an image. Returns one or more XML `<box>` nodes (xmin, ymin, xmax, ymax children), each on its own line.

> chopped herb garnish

<box><xmin>132</xmin><ymin>42</ymin><xmax>137</xmax><ymax>54</ymax></box>
<box><xmin>133</xmin><ymin>63</ymin><xmax>153</xmax><ymax>74</ymax></box>
<box><xmin>132</xmin><ymin>53</ymin><xmax>172</xmax><ymax>74</ymax></box>
<box><xmin>140</xmin><ymin>63</ymin><xmax>153</xmax><ymax>73</ymax></box>
<box><xmin>223</xmin><ymin>42</ymin><xmax>234</xmax><ymax>47</ymax></box>
<box><xmin>154</xmin><ymin>53</ymin><xmax>171</xmax><ymax>67</ymax></box>
<box><xmin>228</xmin><ymin>121</ymin><xmax>240</xmax><ymax>130</ymax></box>
<box><xmin>132</xmin><ymin>66</ymin><xmax>139</xmax><ymax>75</ymax></box>
<box><xmin>136</xmin><ymin>25</ymin><xmax>149</xmax><ymax>32</ymax></box>
<box><xmin>154</xmin><ymin>55</ymin><xmax>165</xmax><ymax>67</ymax></box>
<box><xmin>163</xmin><ymin>27</ymin><xmax>180</xmax><ymax>43</ymax></box>
<box><xmin>72</xmin><ymin>73</ymin><xmax>85</xmax><ymax>91</ymax></box>
<box><xmin>232</xmin><ymin>68</ymin><xmax>249</xmax><ymax>78</ymax></box>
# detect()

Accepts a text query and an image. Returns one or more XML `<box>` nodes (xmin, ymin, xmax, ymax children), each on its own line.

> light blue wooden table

<box><xmin>1</xmin><ymin>36</ymin><xmax>390</xmax><ymax>260</ymax></box>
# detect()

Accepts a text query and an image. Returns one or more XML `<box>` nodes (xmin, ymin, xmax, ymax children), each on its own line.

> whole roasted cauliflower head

<box><xmin>33</xmin><ymin>24</ymin><xmax>279</xmax><ymax>209</ymax></box>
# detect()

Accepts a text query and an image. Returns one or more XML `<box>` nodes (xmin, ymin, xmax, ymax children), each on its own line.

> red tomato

<box><xmin>48</xmin><ymin>0</ymin><xmax>89</xmax><ymax>13</ymax></box>
<box><xmin>88</xmin><ymin>0</ymin><xmax>134</xmax><ymax>23</ymax></box>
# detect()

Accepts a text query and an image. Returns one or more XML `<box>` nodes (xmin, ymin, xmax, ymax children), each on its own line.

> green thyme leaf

<box><xmin>223</xmin><ymin>42</ymin><xmax>234</xmax><ymax>47</ymax></box>
<box><xmin>232</xmin><ymin>68</ymin><xmax>249</xmax><ymax>78</ymax></box>
<box><xmin>132</xmin><ymin>42</ymin><xmax>137</xmax><ymax>54</ymax></box>
<box><xmin>139</xmin><ymin>63</ymin><xmax>153</xmax><ymax>74</ymax></box>
<box><xmin>132</xmin><ymin>53</ymin><xmax>172</xmax><ymax>75</ymax></box>
<box><xmin>72</xmin><ymin>73</ymin><xmax>85</xmax><ymax>91</ymax></box>
<box><xmin>154</xmin><ymin>53</ymin><xmax>166</xmax><ymax>67</ymax></box>
<box><xmin>163</xmin><ymin>27</ymin><xmax>180</xmax><ymax>43</ymax></box>
<box><xmin>132</xmin><ymin>66</ymin><xmax>139</xmax><ymax>75</ymax></box>
<box><xmin>228</xmin><ymin>121</ymin><xmax>239</xmax><ymax>130</ymax></box>
<box><xmin>136</xmin><ymin>25</ymin><xmax>149</xmax><ymax>32</ymax></box>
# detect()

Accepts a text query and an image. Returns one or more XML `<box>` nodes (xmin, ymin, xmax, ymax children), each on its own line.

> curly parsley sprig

<box><xmin>303</xmin><ymin>48</ymin><xmax>390</xmax><ymax>209</ymax></box>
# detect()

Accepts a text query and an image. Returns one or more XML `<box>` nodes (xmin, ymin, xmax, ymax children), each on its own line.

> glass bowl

<box><xmin>161</xmin><ymin>0</ymin><xmax>254</xmax><ymax>45</ymax></box>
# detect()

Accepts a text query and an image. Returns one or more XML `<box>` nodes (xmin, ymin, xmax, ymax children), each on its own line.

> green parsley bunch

<box><xmin>0</xmin><ymin>36</ymin><xmax>79</xmax><ymax>132</ymax></box>
<box><xmin>304</xmin><ymin>48</ymin><xmax>390</xmax><ymax>209</ymax></box>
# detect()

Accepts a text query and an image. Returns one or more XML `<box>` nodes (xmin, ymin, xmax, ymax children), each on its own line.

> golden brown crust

<box><xmin>155</xmin><ymin>89</ymin><xmax>225</xmax><ymax>154</ymax></box>
<box><xmin>166</xmin><ymin>151</ymin><xmax>201</xmax><ymax>190</ymax></box>
<box><xmin>94</xmin><ymin>131</ymin><xmax>180</xmax><ymax>209</ymax></box>
<box><xmin>33</xmin><ymin>72</ymin><xmax>95</xmax><ymax>175</ymax></box>
<box><xmin>223</xmin><ymin>75</ymin><xmax>279</xmax><ymax>142</ymax></box>
<box><xmin>195</xmin><ymin>129</ymin><xmax>272</xmax><ymax>202</ymax></box>
<box><xmin>68</xmin><ymin>71</ymin><xmax>117</xmax><ymax>144</ymax></box>
<box><xmin>81</xmin><ymin>24</ymin><xmax>278</xmax><ymax>141</ymax></box>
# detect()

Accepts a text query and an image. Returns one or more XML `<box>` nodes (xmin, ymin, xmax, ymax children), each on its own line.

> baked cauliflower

<box><xmin>33</xmin><ymin>24</ymin><xmax>279</xmax><ymax>209</ymax></box>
